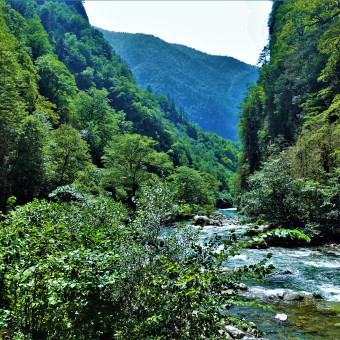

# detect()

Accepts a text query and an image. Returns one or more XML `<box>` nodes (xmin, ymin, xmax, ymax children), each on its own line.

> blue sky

<box><xmin>84</xmin><ymin>1</ymin><xmax>273</xmax><ymax>65</ymax></box>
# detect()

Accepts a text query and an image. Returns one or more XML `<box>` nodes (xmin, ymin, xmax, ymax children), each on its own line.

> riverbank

<box><xmin>187</xmin><ymin>209</ymin><xmax>340</xmax><ymax>339</ymax></box>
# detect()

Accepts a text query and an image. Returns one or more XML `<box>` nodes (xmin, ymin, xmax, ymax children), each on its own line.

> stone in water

<box><xmin>275</xmin><ymin>313</ymin><xmax>288</xmax><ymax>321</ymax></box>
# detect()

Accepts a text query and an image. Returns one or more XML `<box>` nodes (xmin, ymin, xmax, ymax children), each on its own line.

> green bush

<box><xmin>239</xmin><ymin>157</ymin><xmax>340</xmax><ymax>238</ymax></box>
<box><xmin>0</xmin><ymin>184</ymin><xmax>281</xmax><ymax>339</ymax></box>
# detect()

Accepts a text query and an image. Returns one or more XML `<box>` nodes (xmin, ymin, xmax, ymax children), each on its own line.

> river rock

<box><xmin>276</xmin><ymin>290</ymin><xmax>286</xmax><ymax>299</ymax></box>
<box><xmin>167</xmin><ymin>222</ymin><xmax>180</xmax><ymax>228</ymax></box>
<box><xmin>325</xmin><ymin>251</ymin><xmax>340</xmax><ymax>257</ymax></box>
<box><xmin>300</xmin><ymin>291</ymin><xmax>313</xmax><ymax>298</ymax></box>
<box><xmin>275</xmin><ymin>313</ymin><xmax>288</xmax><ymax>321</ymax></box>
<box><xmin>268</xmin><ymin>269</ymin><xmax>292</xmax><ymax>277</ymax></box>
<box><xmin>209</xmin><ymin>219</ymin><xmax>223</xmax><ymax>226</ymax></box>
<box><xmin>329</xmin><ymin>243</ymin><xmax>340</xmax><ymax>252</ymax></box>
<box><xmin>221</xmin><ymin>289</ymin><xmax>235</xmax><ymax>296</ymax></box>
<box><xmin>224</xmin><ymin>325</ymin><xmax>245</xmax><ymax>339</ymax></box>
<box><xmin>282</xmin><ymin>291</ymin><xmax>304</xmax><ymax>301</ymax></box>
<box><xmin>312</xmin><ymin>292</ymin><xmax>323</xmax><ymax>299</ymax></box>
<box><xmin>238</xmin><ymin>283</ymin><xmax>249</xmax><ymax>291</ymax></box>
<box><xmin>211</xmin><ymin>211</ymin><xmax>227</xmax><ymax>220</ymax></box>
<box><xmin>218</xmin><ymin>330</ymin><xmax>232</xmax><ymax>339</ymax></box>
<box><xmin>217</xmin><ymin>268</ymin><xmax>232</xmax><ymax>274</ymax></box>
<box><xmin>193</xmin><ymin>215</ymin><xmax>210</xmax><ymax>226</ymax></box>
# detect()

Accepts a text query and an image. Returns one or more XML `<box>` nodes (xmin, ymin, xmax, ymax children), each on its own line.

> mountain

<box><xmin>98</xmin><ymin>30</ymin><xmax>259</xmax><ymax>140</ymax></box>
<box><xmin>236</xmin><ymin>0</ymin><xmax>339</xmax><ymax>240</ymax></box>
<box><xmin>2</xmin><ymin>2</ymin><xmax>337</xmax><ymax>339</ymax></box>
<box><xmin>0</xmin><ymin>0</ymin><xmax>239</xmax><ymax>211</ymax></box>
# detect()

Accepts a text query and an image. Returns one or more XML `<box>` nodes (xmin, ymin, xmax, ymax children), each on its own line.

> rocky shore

<box><xmin>180</xmin><ymin>211</ymin><xmax>340</xmax><ymax>339</ymax></box>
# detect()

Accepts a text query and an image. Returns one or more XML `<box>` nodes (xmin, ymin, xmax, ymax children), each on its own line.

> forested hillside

<box><xmin>0</xmin><ymin>2</ymin><xmax>270</xmax><ymax>338</ymax></box>
<box><xmin>99</xmin><ymin>29</ymin><xmax>259</xmax><ymax>140</ymax></box>
<box><xmin>237</xmin><ymin>0</ymin><xmax>339</xmax><ymax>241</ymax></box>
<box><xmin>1</xmin><ymin>0</ymin><xmax>333</xmax><ymax>338</ymax></box>
<box><xmin>0</xmin><ymin>0</ymin><xmax>239</xmax><ymax>213</ymax></box>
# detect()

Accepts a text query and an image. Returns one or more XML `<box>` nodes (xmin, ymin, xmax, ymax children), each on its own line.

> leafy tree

<box><xmin>169</xmin><ymin>166</ymin><xmax>218</xmax><ymax>208</ymax></box>
<box><xmin>10</xmin><ymin>112</ymin><xmax>52</xmax><ymax>204</ymax></box>
<box><xmin>240</xmin><ymin>158</ymin><xmax>308</xmax><ymax>227</ymax></box>
<box><xmin>35</xmin><ymin>94</ymin><xmax>59</xmax><ymax>125</ymax></box>
<box><xmin>75</xmin><ymin>87</ymin><xmax>124</xmax><ymax>164</ymax></box>
<box><xmin>35</xmin><ymin>54</ymin><xmax>77</xmax><ymax>122</ymax></box>
<box><xmin>0</xmin><ymin>12</ymin><xmax>32</xmax><ymax>209</ymax></box>
<box><xmin>25</xmin><ymin>18</ymin><xmax>51</xmax><ymax>59</ymax></box>
<box><xmin>0</xmin><ymin>5</ymin><xmax>39</xmax><ymax>111</ymax></box>
<box><xmin>102</xmin><ymin>134</ymin><xmax>172</xmax><ymax>207</ymax></box>
<box><xmin>62</xmin><ymin>32</ymin><xmax>88</xmax><ymax>73</ymax></box>
<box><xmin>50</xmin><ymin>124</ymin><xmax>94</xmax><ymax>187</ymax></box>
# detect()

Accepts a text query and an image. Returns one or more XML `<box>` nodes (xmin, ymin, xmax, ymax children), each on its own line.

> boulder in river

<box><xmin>221</xmin><ymin>289</ymin><xmax>235</xmax><ymax>296</ymax></box>
<box><xmin>282</xmin><ymin>291</ymin><xmax>304</xmax><ymax>301</ymax></box>
<box><xmin>224</xmin><ymin>325</ymin><xmax>245</xmax><ymax>339</ymax></box>
<box><xmin>312</xmin><ymin>292</ymin><xmax>323</xmax><ymax>299</ymax></box>
<box><xmin>210</xmin><ymin>211</ymin><xmax>227</xmax><ymax>220</ymax></box>
<box><xmin>193</xmin><ymin>215</ymin><xmax>210</xmax><ymax>226</ymax></box>
<box><xmin>209</xmin><ymin>219</ymin><xmax>223</xmax><ymax>226</ymax></box>
<box><xmin>325</xmin><ymin>251</ymin><xmax>340</xmax><ymax>257</ymax></box>
<box><xmin>193</xmin><ymin>214</ymin><xmax>225</xmax><ymax>226</ymax></box>
<box><xmin>275</xmin><ymin>313</ymin><xmax>288</xmax><ymax>321</ymax></box>
<box><xmin>218</xmin><ymin>329</ymin><xmax>232</xmax><ymax>338</ymax></box>
<box><xmin>238</xmin><ymin>283</ymin><xmax>249</xmax><ymax>291</ymax></box>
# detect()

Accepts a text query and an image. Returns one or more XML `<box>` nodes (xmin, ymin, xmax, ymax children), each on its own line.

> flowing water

<box><xmin>195</xmin><ymin>209</ymin><xmax>340</xmax><ymax>339</ymax></box>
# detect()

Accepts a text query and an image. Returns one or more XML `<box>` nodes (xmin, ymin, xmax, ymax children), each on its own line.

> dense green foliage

<box><xmin>102</xmin><ymin>134</ymin><xmax>172</xmax><ymax>208</ymax></box>
<box><xmin>0</xmin><ymin>1</ymin><xmax>316</xmax><ymax>338</ymax></box>
<box><xmin>237</xmin><ymin>0</ymin><xmax>340</xmax><ymax>240</ymax></box>
<box><xmin>1</xmin><ymin>184</ymin><xmax>310</xmax><ymax>338</ymax></box>
<box><xmin>0</xmin><ymin>1</ymin><xmax>243</xmax><ymax>336</ymax></box>
<box><xmin>99</xmin><ymin>30</ymin><xmax>259</xmax><ymax>140</ymax></box>
<box><xmin>0</xmin><ymin>0</ymin><xmax>239</xmax><ymax>212</ymax></box>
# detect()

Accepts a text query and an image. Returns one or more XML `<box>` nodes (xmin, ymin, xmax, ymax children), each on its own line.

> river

<box><xmin>194</xmin><ymin>209</ymin><xmax>340</xmax><ymax>339</ymax></box>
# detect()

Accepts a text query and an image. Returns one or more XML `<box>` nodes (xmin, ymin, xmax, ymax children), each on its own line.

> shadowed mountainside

<box><xmin>99</xmin><ymin>29</ymin><xmax>259</xmax><ymax>140</ymax></box>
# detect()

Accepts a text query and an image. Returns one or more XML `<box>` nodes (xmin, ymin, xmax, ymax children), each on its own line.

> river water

<box><xmin>195</xmin><ymin>209</ymin><xmax>340</xmax><ymax>339</ymax></box>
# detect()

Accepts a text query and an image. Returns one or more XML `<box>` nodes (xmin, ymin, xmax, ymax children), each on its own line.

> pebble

<box><xmin>275</xmin><ymin>313</ymin><xmax>288</xmax><ymax>321</ymax></box>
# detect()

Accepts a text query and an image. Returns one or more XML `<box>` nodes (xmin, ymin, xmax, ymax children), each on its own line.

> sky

<box><xmin>84</xmin><ymin>1</ymin><xmax>273</xmax><ymax>66</ymax></box>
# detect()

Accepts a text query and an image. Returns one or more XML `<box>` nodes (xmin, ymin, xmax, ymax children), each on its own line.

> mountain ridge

<box><xmin>98</xmin><ymin>29</ymin><xmax>259</xmax><ymax>140</ymax></box>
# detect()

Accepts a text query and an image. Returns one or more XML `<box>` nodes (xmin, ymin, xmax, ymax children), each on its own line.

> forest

<box><xmin>236</xmin><ymin>0</ymin><xmax>339</xmax><ymax>244</ymax></box>
<box><xmin>0</xmin><ymin>0</ymin><xmax>239</xmax><ymax>214</ymax></box>
<box><xmin>98</xmin><ymin>29</ymin><xmax>259</xmax><ymax>140</ymax></box>
<box><xmin>0</xmin><ymin>0</ymin><xmax>339</xmax><ymax>338</ymax></box>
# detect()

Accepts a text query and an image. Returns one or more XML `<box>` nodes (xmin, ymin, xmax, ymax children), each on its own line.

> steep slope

<box><xmin>237</xmin><ymin>0</ymin><xmax>339</xmax><ymax>239</ymax></box>
<box><xmin>98</xmin><ymin>30</ymin><xmax>259</xmax><ymax>140</ymax></box>
<box><xmin>0</xmin><ymin>0</ymin><xmax>239</xmax><ymax>211</ymax></box>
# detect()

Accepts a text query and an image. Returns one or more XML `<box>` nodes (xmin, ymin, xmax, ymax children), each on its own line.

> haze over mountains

<box><xmin>99</xmin><ymin>29</ymin><xmax>259</xmax><ymax>140</ymax></box>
